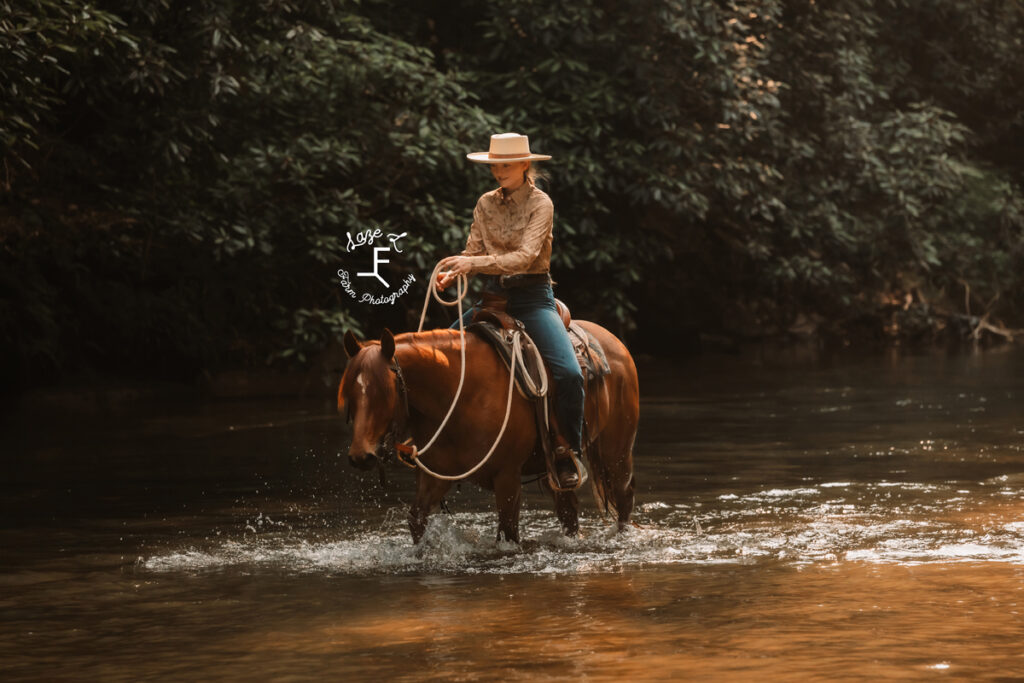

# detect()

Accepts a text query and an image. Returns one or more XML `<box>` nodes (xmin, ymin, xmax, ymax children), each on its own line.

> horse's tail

<box><xmin>585</xmin><ymin>429</ymin><xmax>638</xmax><ymax>523</ymax></box>
<box><xmin>585</xmin><ymin>438</ymin><xmax>616</xmax><ymax>518</ymax></box>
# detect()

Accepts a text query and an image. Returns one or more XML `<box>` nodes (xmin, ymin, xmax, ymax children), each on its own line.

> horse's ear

<box><xmin>343</xmin><ymin>330</ymin><xmax>363</xmax><ymax>358</ymax></box>
<box><xmin>380</xmin><ymin>328</ymin><xmax>395</xmax><ymax>362</ymax></box>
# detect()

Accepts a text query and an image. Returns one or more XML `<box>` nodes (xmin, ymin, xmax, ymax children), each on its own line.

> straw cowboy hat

<box><xmin>467</xmin><ymin>133</ymin><xmax>552</xmax><ymax>163</ymax></box>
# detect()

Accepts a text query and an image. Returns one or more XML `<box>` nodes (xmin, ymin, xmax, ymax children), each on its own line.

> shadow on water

<box><xmin>2</xmin><ymin>345</ymin><xmax>1024</xmax><ymax>679</ymax></box>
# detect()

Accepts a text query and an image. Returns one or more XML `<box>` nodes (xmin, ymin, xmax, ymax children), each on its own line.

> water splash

<box><xmin>140</xmin><ymin>480</ymin><xmax>1024</xmax><ymax>575</ymax></box>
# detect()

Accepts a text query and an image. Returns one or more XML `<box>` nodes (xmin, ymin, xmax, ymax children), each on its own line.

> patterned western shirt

<box><xmin>460</xmin><ymin>181</ymin><xmax>553</xmax><ymax>275</ymax></box>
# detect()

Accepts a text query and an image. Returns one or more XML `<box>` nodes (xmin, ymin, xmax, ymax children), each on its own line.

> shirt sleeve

<box><xmin>466</xmin><ymin>195</ymin><xmax>553</xmax><ymax>275</ymax></box>
<box><xmin>460</xmin><ymin>199</ymin><xmax>487</xmax><ymax>257</ymax></box>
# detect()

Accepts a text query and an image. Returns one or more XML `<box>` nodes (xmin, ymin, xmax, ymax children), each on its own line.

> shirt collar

<box><xmin>498</xmin><ymin>181</ymin><xmax>533</xmax><ymax>206</ymax></box>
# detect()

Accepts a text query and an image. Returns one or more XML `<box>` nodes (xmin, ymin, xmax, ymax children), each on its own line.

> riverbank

<box><xmin>8</xmin><ymin>333</ymin><xmax>1018</xmax><ymax>418</ymax></box>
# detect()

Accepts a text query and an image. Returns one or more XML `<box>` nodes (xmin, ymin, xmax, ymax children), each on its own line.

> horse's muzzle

<box><xmin>348</xmin><ymin>451</ymin><xmax>377</xmax><ymax>471</ymax></box>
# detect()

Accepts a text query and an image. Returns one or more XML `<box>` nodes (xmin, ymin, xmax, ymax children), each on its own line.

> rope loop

<box><xmin>400</xmin><ymin>261</ymin><xmax>519</xmax><ymax>481</ymax></box>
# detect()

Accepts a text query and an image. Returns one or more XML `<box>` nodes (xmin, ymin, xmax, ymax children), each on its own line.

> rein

<box><xmin>391</xmin><ymin>262</ymin><xmax>545</xmax><ymax>481</ymax></box>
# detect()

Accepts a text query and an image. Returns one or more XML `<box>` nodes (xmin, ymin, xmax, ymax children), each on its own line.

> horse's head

<box><xmin>338</xmin><ymin>328</ymin><xmax>406</xmax><ymax>470</ymax></box>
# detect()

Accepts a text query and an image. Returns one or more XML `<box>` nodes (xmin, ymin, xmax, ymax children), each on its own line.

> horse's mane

<box><xmin>396</xmin><ymin>329</ymin><xmax>463</xmax><ymax>353</ymax></box>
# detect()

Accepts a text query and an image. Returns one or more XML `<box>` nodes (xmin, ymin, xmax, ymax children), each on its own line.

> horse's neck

<box><xmin>393</xmin><ymin>330</ymin><xmax>474</xmax><ymax>420</ymax></box>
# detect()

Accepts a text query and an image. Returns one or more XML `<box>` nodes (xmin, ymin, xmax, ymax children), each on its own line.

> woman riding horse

<box><xmin>436</xmin><ymin>133</ymin><xmax>584</xmax><ymax>490</ymax></box>
<box><xmin>340</xmin><ymin>132</ymin><xmax>638</xmax><ymax>544</ymax></box>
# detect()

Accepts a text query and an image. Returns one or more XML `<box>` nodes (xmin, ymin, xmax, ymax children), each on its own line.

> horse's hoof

<box><xmin>495</xmin><ymin>537</ymin><xmax>521</xmax><ymax>551</ymax></box>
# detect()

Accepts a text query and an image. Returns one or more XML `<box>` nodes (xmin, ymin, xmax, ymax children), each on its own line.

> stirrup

<box><xmin>548</xmin><ymin>447</ymin><xmax>587</xmax><ymax>492</ymax></box>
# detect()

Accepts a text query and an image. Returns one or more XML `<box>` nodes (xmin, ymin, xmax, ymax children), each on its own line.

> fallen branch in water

<box><xmin>937</xmin><ymin>310</ymin><xmax>1022</xmax><ymax>342</ymax></box>
<box><xmin>971</xmin><ymin>315</ymin><xmax>1020</xmax><ymax>342</ymax></box>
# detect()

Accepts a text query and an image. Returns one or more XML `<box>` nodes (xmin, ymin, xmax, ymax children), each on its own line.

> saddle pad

<box><xmin>466</xmin><ymin>321</ymin><xmax>548</xmax><ymax>400</ymax></box>
<box><xmin>568</xmin><ymin>321</ymin><xmax>611</xmax><ymax>381</ymax></box>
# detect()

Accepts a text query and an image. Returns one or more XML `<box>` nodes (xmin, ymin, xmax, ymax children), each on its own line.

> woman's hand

<box><xmin>435</xmin><ymin>255</ymin><xmax>473</xmax><ymax>291</ymax></box>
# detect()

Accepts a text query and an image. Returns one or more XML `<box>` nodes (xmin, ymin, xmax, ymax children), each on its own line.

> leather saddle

<box><xmin>465</xmin><ymin>295</ymin><xmax>610</xmax><ymax>402</ymax></box>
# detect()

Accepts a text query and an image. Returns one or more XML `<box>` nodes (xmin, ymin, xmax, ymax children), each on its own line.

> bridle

<box><xmin>386</xmin><ymin>359</ymin><xmax>417</xmax><ymax>467</ymax></box>
<box><xmin>345</xmin><ymin>357</ymin><xmax>412</xmax><ymax>467</ymax></box>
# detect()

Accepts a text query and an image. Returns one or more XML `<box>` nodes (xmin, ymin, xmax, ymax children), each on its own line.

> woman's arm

<box><xmin>461</xmin><ymin>201</ymin><xmax>487</xmax><ymax>257</ymax></box>
<box><xmin>436</xmin><ymin>200</ymin><xmax>486</xmax><ymax>290</ymax></box>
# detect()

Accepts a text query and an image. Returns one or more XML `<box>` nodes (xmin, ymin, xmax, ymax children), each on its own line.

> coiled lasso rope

<box><xmin>400</xmin><ymin>262</ymin><xmax>546</xmax><ymax>481</ymax></box>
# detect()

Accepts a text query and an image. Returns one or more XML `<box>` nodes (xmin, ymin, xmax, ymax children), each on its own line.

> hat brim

<box><xmin>466</xmin><ymin>152</ymin><xmax>552</xmax><ymax>164</ymax></box>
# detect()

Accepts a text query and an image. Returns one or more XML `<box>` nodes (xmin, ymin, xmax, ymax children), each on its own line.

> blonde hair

<box><xmin>525</xmin><ymin>162</ymin><xmax>548</xmax><ymax>187</ymax></box>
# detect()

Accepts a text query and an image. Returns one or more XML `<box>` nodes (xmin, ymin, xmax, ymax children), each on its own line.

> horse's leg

<box><xmin>493</xmin><ymin>469</ymin><xmax>523</xmax><ymax>544</ymax></box>
<box><xmin>552</xmin><ymin>488</ymin><xmax>579</xmax><ymax>536</ymax></box>
<box><xmin>616</xmin><ymin>464</ymin><xmax>636</xmax><ymax>531</ymax></box>
<box><xmin>605</xmin><ymin>434</ymin><xmax>637</xmax><ymax>532</ymax></box>
<box><xmin>409</xmin><ymin>472</ymin><xmax>451</xmax><ymax>544</ymax></box>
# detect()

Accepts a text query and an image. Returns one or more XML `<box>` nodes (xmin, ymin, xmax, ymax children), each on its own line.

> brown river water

<box><xmin>2</xmin><ymin>346</ymin><xmax>1024</xmax><ymax>680</ymax></box>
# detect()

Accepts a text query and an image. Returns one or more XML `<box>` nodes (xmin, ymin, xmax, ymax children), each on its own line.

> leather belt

<box><xmin>499</xmin><ymin>273</ymin><xmax>551</xmax><ymax>289</ymax></box>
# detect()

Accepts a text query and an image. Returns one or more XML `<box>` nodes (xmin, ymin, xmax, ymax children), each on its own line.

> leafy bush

<box><xmin>2</xmin><ymin>0</ymin><xmax>1022</xmax><ymax>389</ymax></box>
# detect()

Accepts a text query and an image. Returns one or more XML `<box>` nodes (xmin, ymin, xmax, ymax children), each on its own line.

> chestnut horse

<box><xmin>339</xmin><ymin>323</ymin><xmax>638</xmax><ymax>544</ymax></box>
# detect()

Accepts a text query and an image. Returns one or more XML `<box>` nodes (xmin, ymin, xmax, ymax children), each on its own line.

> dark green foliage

<box><xmin>1</xmin><ymin>0</ymin><xmax>496</xmax><ymax>385</ymax></box>
<box><xmin>2</xmin><ymin>0</ymin><xmax>1023</xmax><ymax>388</ymax></box>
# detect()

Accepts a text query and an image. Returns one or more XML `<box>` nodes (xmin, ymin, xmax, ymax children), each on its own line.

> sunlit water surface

<box><xmin>3</xmin><ymin>346</ymin><xmax>1024</xmax><ymax>679</ymax></box>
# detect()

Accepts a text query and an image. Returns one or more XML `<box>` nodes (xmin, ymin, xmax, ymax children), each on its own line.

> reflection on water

<box><xmin>2</xmin><ymin>346</ymin><xmax>1024</xmax><ymax>679</ymax></box>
